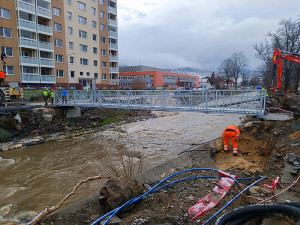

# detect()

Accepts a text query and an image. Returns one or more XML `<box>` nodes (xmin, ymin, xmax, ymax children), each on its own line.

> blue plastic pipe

<box><xmin>91</xmin><ymin>168</ymin><xmax>257</xmax><ymax>225</ymax></box>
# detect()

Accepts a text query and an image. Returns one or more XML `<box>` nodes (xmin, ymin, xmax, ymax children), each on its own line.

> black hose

<box><xmin>215</xmin><ymin>202</ymin><xmax>300</xmax><ymax>225</ymax></box>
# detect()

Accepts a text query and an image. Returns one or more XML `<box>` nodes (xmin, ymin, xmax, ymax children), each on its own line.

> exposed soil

<box><xmin>34</xmin><ymin>116</ymin><xmax>300</xmax><ymax>225</ymax></box>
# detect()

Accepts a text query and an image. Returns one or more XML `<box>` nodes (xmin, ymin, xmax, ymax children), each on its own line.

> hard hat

<box><xmin>46</xmin><ymin>88</ymin><xmax>48</xmax><ymax>90</ymax></box>
<box><xmin>256</xmin><ymin>86</ymin><xmax>261</xmax><ymax>90</ymax></box>
<box><xmin>51</xmin><ymin>89</ymin><xmax>53</xmax><ymax>91</ymax></box>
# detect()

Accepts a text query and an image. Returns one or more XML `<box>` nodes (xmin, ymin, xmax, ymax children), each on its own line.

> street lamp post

<box><xmin>67</xmin><ymin>52</ymin><xmax>75</xmax><ymax>91</ymax></box>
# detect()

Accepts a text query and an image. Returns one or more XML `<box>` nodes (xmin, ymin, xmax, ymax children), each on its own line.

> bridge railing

<box><xmin>53</xmin><ymin>89</ymin><xmax>266</xmax><ymax>116</ymax></box>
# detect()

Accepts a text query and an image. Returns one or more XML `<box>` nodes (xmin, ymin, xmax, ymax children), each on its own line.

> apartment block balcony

<box><xmin>109</xmin><ymin>55</ymin><xmax>118</xmax><ymax>62</ymax></box>
<box><xmin>108</xmin><ymin>31</ymin><xmax>118</xmax><ymax>39</ymax></box>
<box><xmin>38</xmin><ymin>24</ymin><xmax>53</xmax><ymax>35</ymax></box>
<box><xmin>109</xmin><ymin>43</ymin><xmax>118</xmax><ymax>51</ymax></box>
<box><xmin>109</xmin><ymin>67</ymin><xmax>119</xmax><ymax>73</ymax></box>
<box><xmin>37</xmin><ymin>7</ymin><xmax>52</xmax><ymax>19</ymax></box>
<box><xmin>108</xmin><ymin>19</ymin><xmax>118</xmax><ymax>27</ymax></box>
<box><xmin>19</xmin><ymin>38</ymin><xmax>37</xmax><ymax>49</ymax></box>
<box><xmin>17</xmin><ymin>0</ymin><xmax>35</xmax><ymax>14</ymax></box>
<box><xmin>22</xmin><ymin>73</ymin><xmax>40</xmax><ymax>83</ymax></box>
<box><xmin>39</xmin><ymin>42</ymin><xmax>54</xmax><ymax>52</ymax></box>
<box><xmin>19</xmin><ymin>20</ymin><xmax>36</xmax><ymax>31</ymax></box>
<box><xmin>108</xmin><ymin>6</ymin><xmax>117</xmax><ymax>15</ymax></box>
<box><xmin>110</xmin><ymin>79</ymin><xmax>119</xmax><ymax>85</ymax></box>
<box><xmin>41</xmin><ymin>75</ymin><xmax>55</xmax><ymax>83</ymax></box>
<box><xmin>21</xmin><ymin>56</ymin><xmax>39</xmax><ymax>65</ymax></box>
<box><xmin>40</xmin><ymin>58</ymin><xmax>55</xmax><ymax>67</ymax></box>
<box><xmin>110</xmin><ymin>0</ymin><xmax>117</xmax><ymax>3</ymax></box>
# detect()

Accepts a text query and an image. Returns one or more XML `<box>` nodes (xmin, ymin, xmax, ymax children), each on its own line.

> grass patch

<box><xmin>0</xmin><ymin>128</ymin><xmax>11</xmax><ymax>142</ymax></box>
<box><xmin>99</xmin><ymin>115</ymin><xmax>122</xmax><ymax>126</ymax></box>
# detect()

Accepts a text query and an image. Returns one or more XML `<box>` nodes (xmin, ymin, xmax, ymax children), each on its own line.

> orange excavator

<box><xmin>272</xmin><ymin>48</ymin><xmax>300</xmax><ymax>94</ymax></box>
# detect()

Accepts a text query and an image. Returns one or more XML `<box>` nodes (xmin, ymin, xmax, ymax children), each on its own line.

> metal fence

<box><xmin>54</xmin><ymin>89</ymin><xmax>267</xmax><ymax>117</ymax></box>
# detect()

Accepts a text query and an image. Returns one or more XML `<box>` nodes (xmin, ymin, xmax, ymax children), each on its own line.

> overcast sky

<box><xmin>117</xmin><ymin>0</ymin><xmax>300</xmax><ymax>71</ymax></box>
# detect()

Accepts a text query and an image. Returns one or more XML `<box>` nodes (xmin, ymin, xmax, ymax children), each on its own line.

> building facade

<box><xmin>0</xmin><ymin>0</ymin><xmax>118</xmax><ymax>90</ymax></box>
<box><xmin>119</xmin><ymin>69</ymin><xmax>200</xmax><ymax>90</ymax></box>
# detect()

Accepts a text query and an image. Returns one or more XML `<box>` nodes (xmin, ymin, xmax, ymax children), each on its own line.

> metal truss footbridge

<box><xmin>54</xmin><ymin>89</ymin><xmax>267</xmax><ymax>117</ymax></box>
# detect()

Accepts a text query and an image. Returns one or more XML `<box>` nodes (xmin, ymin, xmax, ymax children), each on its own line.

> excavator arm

<box><xmin>272</xmin><ymin>48</ymin><xmax>300</xmax><ymax>94</ymax></box>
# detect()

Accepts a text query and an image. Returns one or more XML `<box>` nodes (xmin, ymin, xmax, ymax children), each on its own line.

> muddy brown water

<box><xmin>0</xmin><ymin>112</ymin><xmax>242</xmax><ymax>224</ymax></box>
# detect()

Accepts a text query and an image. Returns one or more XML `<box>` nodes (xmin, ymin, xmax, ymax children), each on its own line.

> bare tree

<box><xmin>219</xmin><ymin>58</ymin><xmax>234</xmax><ymax>89</ymax></box>
<box><xmin>132</xmin><ymin>79</ymin><xmax>146</xmax><ymax>90</ymax></box>
<box><xmin>254</xmin><ymin>16</ymin><xmax>300</xmax><ymax>92</ymax></box>
<box><xmin>230</xmin><ymin>51</ymin><xmax>249</xmax><ymax>89</ymax></box>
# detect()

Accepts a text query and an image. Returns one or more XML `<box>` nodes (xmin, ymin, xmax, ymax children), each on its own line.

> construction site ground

<box><xmin>38</xmin><ymin>114</ymin><xmax>300</xmax><ymax>225</ymax></box>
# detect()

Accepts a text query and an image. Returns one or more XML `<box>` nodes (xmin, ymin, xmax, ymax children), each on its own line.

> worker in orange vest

<box><xmin>222</xmin><ymin>125</ymin><xmax>240</xmax><ymax>156</ymax></box>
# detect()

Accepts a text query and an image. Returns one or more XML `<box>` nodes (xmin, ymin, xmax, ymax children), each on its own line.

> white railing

<box><xmin>109</xmin><ymin>55</ymin><xmax>118</xmax><ymax>61</ymax></box>
<box><xmin>54</xmin><ymin>89</ymin><xmax>266</xmax><ymax>117</ymax></box>
<box><xmin>19</xmin><ymin>38</ymin><xmax>37</xmax><ymax>48</ymax></box>
<box><xmin>108</xmin><ymin>6</ymin><xmax>117</xmax><ymax>14</ymax></box>
<box><xmin>22</xmin><ymin>73</ymin><xmax>40</xmax><ymax>82</ymax></box>
<box><xmin>19</xmin><ymin>19</ymin><xmax>36</xmax><ymax>31</ymax></box>
<box><xmin>41</xmin><ymin>75</ymin><xmax>55</xmax><ymax>83</ymax></box>
<box><xmin>39</xmin><ymin>42</ymin><xmax>54</xmax><ymax>51</ymax></box>
<box><xmin>109</xmin><ymin>43</ymin><xmax>118</xmax><ymax>50</ymax></box>
<box><xmin>108</xmin><ymin>19</ymin><xmax>117</xmax><ymax>27</ymax></box>
<box><xmin>38</xmin><ymin>24</ymin><xmax>53</xmax><ymax>35</ymax></box>
<box><xmin>40</xmin><ymin>58</ymin><xmax>55</xmax><ymax>67</ymax></box>
<box><xmin>37</xmin><ymin>7</ymin><xmax>52</xmax><ymax>18</ymax></box>
<box><xmin>17</xmin><ymin>0</ymin><xmax>35</xmax><ymax>13</ymax></box>
<box><xmin>21</xmin><ymin>56</ymin><xmax>38</xmax><ymax>65</ymax></box>
<box><xmin>108</xmin><ymin>31</ymin><xmax>118</xmax><ymax>38</ymax></box>
<box><xmin>110</xmin><ymin>79</ymin><xmax>119</xmax><ymax>85</ymax></box>
<box><xmin>109</xmin><ymin>67</ymin><xmax>119</xmax><ymax>73</ymax></box>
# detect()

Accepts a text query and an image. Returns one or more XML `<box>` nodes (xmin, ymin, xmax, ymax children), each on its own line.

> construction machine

<box><xmin>272</xmin><ymin>48</ymin><xmax>300</xmax><ymax>94</ymax></box>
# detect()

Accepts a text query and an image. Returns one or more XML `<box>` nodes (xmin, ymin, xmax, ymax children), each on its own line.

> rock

<box><xmin>15</xmin><ymin>124</ymin><xmax>22</xmax><ymax>131</ymax></box>
<box><xmin>1</xmin><ymin>145</ymin><xmax>9</xmax><ymax>151</ymax></box>
<box><xmin>100</xmin><ymin>216</ymin><xmax>121</xmax><ymax>225</ymax></box>
<box><xmin>99</xmin><ymin>179</ymin><xmax>145</xmax><ymax>212</ymax></box>
<box><xmin>157</xmin><ymin>192</ymin><xmax>169</xmax><ymax>205</ymax></box>
<box><xmin>43</xmin><ymin>114</ymin><xmax>53</xmax><ymax>121</ymax></box>
<box><xmin>249</xmin><ymin>186</ymin><xmax>274</xmax><ymax>195</ymax></box>
<box><xmin>243</xmin><ymin>122</ymin><xmax>253</xmax><ymax>128</ymax></box>
<box><xmin>291</xmin><ymin>169</ymin><xmax>299</xmax><ymax>176</ymax></box>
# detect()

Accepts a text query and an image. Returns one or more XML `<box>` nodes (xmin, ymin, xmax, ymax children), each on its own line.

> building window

<box><xmin>80</xmin><ymin>44</ymin><xmax>88</xmax><ymax>52</ymax></box>
<box><xmin>93</xmin><ymin>47</ymin><xmax>98</xmax><ymax>54</ymax></box>
<box><xmin>102</xmin><ymin>73</ymin><xmax>107</xmax><ymax>80</ymax></box>
<box><xmin>67</xmin><ymin>0</ymin><xmax>72</xmax><ymax>5</ymax></box>
<box><xmin>102</xmin><ymin>61</ymin><xmax>107</xmax><ymax>68</ymax></box>
<box><xmin>94</xmin><ymin>60</ymin><xmax>98</xmax><ymax>66</ymax></box>
<box><xmin>78</xmin><ymin>16</ymin><xmax>87</xmax><ymax>25</ymax></box>
<box><xmin>80</xmin><ymin>72</ymin><xmax>83</xmax><ymax>75</ymax></box>
<box><xmin>101</xmin><ymin>36</ymin><xmax>106</xmax><ymax>43</ymax></box>
<box><xmin>80</xmin><ymin>58</ymin><xmax>88</xmax><ymax>65</ymax></box>
<box><xmin>77</xmin><ymin>2</ymin><xmax>86</xmax><ymax>11</ymax></box>
<box><xmin>100</xmin><ymin>11</ymin><xmax>105</xmax><ymax>19</ymax></box>
<box><xmin>70</xmin><ymin>56</ymin><xmax>74</xmax><ymax>63</ymax></box>
<box><xmin>99</xmin><ymin>0</ymin><xmax>104</xmax><ymax>5</ymax></box>
<box><xmin>54</xmin><ymin>23</ymin><xmax>62</xmax><ymax>32</ymax></box>
<box><xmin>71</xmin><ymin>71</ymin><xmax>75</xmax><ymax>78</ymax></box>
<box><xmin>0</xmin><ymin>8</ymin><xmax>10</xmax><ymax>19</ymax></box>
<box><xmin>55</xmin><ymin>39</ymin><xmax>63</xmax><ymax>47</ymax></box>
<box><xmin>53</xmin><ymin>7</ymin><xmax>61</xmax><ymax>16</ymax></box>
<box><xmin>79</xmin><ymin>30</ymin><xmax>87</xmax><ymax>38</ymax></box>
<box><xmin>1</xmin><ymin>46</ymin><xmax>13</xmax><ymax>57</ymax></box>
<box><xmin>91</xmin><ymin>7</ymin><xmax>96</xmax><ymax>15</ymax></box>
<box><xmin>56</xmin><ymin>54</ymin><xmax>63</xmax><ymax>63</ymax></box>
<box><xmin>93</xmin><ymin>34</ymin><xmax>97</xmax><ymax>41</ymax></box>
<box><xmin>68</xmin><ymin>27</ymin><xmax>73</xmax><ymax>35</ymax></box>
<box><xmin>94</xmin><ymin>73</ymin><xmax>98</xmax><ymax>79</ymax></box>
<box><xmin>92</xmin><ymin>20</ymin><xmax>97</xmax><ymax>28</ymax></box>
<box><xmin>0</xmin><ymin>27</ymin><xmax>12</xmax><ymax>38</ymax></box>
<box><xmin>67</xmin><ymin>12</ymin><xmax>72</xmax><ymax>20</ymax></box>
<box><xmin>57</xmin><ymin>70</ymin><xmax>64</xmax><ymax>78</ymax></box>
<box><xmin>69</xmin><ymin>41</ymin><xmax>74</xmax><ymax>49</ymax></box>
<box><xmin>3</xmin><ymin>66</ymin><xmax>14</xmax><ymax>75</ymax></box>
<box><xmin>86</xmin><ymin>72</ymin><xmax>90</xmax><ymax>76</ymax></box>
<box><xmin>101</xmin><ymin>49</ymin><xmax>106</xmax><ymax>56</ymax></box>
<box><xmin>100</xmin><ymin>24</ymin><xmax>105</xmax><ymax>31</ymax></box>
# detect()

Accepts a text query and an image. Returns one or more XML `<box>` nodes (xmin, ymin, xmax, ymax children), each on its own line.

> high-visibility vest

<box><xmin>262</xmin><ymin>88</ymin><xmax>269</xmax><ymax>97</ymax></box>
<box><xmin>51</xmin><ymin>91</ymin><xmax>54</xmax><ymax>98</ymax></box>
<box><xmin>43</xmin><ymin>91</ymin><xmax>49</xmax><ymax>97</ymax></box>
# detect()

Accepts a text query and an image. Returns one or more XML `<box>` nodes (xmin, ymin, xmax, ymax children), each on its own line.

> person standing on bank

<box><xmin>50</xmin><ymin>89</ymin><xmax>54</xmax><ymax>105</ymax></box>
<box><xmin>43</xmin><ymin>88</ymin><xmax>49</xmax><ymax>106</ymax></box>
<box><xmin>222</xmin><ymin>125</ymin><xmax>240</xmax><ymax>156</ymax></box>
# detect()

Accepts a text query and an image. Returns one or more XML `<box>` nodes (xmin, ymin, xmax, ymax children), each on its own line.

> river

<box><xmin>0</xmin><ymin>111</ymin><xmax>242</xmax><ymax>224</ymax></box>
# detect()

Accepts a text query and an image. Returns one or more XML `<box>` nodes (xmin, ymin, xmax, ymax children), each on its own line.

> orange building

<box><xmin>119</xmin><ymin>70</ymin><xmax>199</xmax><ymax>90</ymax></box>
